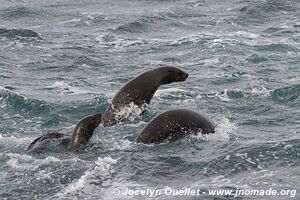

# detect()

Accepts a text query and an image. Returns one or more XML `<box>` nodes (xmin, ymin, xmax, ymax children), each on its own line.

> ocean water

<box><xmin>0</xmin><ymin>0</ymin><xmax>299</xmax><ymax>199</ymax></box>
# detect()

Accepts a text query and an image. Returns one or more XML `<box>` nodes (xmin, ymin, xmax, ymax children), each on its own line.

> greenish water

<box><xmin>0</xmin><ymin>0</ymin><xmax>299</xmax><ymax>199</ymax></box>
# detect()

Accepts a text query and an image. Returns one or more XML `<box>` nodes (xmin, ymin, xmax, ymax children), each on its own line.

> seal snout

<box><xmin>177</xmin><ymin>72</ymin><xmax>189</xmax><ymax>81</ymax></box>
<box><xmin>183</xmin><ymin>72</ymin><xmax>189</xmax><ymax>79</ymax></box>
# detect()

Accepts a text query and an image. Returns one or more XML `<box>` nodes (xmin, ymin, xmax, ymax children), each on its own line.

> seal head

<box><xmin>67</xmin><ymin>113</ymin><xmax>102</xmax><ymax>152</ymax></box>
<box><xmin>157</xmin><ymin>66</ymin><xmax>189</xmax><ymax>84</ymax></box>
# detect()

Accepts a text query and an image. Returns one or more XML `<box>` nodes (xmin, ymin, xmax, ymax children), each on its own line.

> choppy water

<box><xmin>0</xmin><ymin>0</ymin><xmax>299</xmax><ymax>199</ymax></box>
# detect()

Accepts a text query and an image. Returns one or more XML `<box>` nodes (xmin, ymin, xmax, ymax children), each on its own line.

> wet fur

<box><xmin>136</xmin><ymin>109</ymin><xmax>215</xmax><ymax>144</ymax></box>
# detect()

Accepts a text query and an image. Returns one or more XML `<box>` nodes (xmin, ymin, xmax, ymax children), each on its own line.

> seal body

<box><xmin>26</xmin><ymin>113</ymin><xmax>102</xmax><ymax>153</ymax></box>
<box><xmin>136</xmin><ymin>109</ymin><xmax>215</xmax><ymax>144</ymax></box>
<box><xmin>101</xmin><ymin>66</ymin><xmax>189</xmax><ymax>126</ymax></box>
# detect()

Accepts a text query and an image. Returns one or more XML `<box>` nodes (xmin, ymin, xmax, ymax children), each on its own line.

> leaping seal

<box><xmin>101</xmin><ymin>66</ymin><xmax>189</xmax><ymax>127</ymax></box>
<box><xmin>136</xmin><ymin>109</ymin><xmax>215</xmax><ymax>144</ymax></box>
<box><xmin>26</xmin><ymin>113</ymin><xmax>102</xmax><ymax>153</ymax></box>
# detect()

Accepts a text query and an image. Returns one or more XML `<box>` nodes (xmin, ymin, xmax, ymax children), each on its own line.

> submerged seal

<box><xmin>26</xmin><ymin>113</ymin><xmax>102</xmax><ymax>153</ymax></box>
<box><xmin>101</xmin><ymin>66</ymin><xmax>189</xmax><ymax>127</ymax></box>
<box><xmin>136</xmin><ymin>109</ymin><xmax>215</xmax><ymax>144</ymax></box>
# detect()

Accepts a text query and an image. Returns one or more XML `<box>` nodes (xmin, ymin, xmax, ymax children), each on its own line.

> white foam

<box><xmin>114</xmin><ymin>102</ymin><xmax>147</xmax><ymax>122</ymax></box>
<box><xmin>123</xmin><ymin>120</ymin><xmax>147</xmax><ymax>128</ymax></box>
<box><xmin>233</xmin><ymin>168</ymin><xmax>298</xmax><ymax>189</ymax></box>
<box><xmin>236</xmin><ymin>153</ymin><xmax>256</xmax><ymax>165</ymax></box>
<box><xmin>58</xmin><ymin>156</ymin><xmax>118</xmax><ymax>197</ymax></box>
<box><xmin>188</xmin><ymin>116</ymin><xmax>236</xmax><ymax>142</ymax></box>
<box><xmin>225</xmin><ymin>154</ymin><xmax>230</xmax><ymax>160</ymax></box>
<box><xmin>187</xmin><ymin>175</ymin><xmax>235</xmax><ymax>190</ymax></box>
<box><xmin>210</xmin><ymin>175</ymin><xmax>232</xmax><ymax>186</ymax></box>
<box><xmin>207</xmin><ymin>117</ymin><xmax>237</xmax><ymax>141</ymax></box>
<box><xmin>40</xmin><ymin>156</ymin><xmax>61</xmax><ymax>164</ymax></box>
<box><xmin>202</xmin><ymin>57</ymin><xmax>220</xmax><ymax>66</ymax></box>
<box><xmin>0</xmin><ymin>86</ymin><xmax>9</xmax><ymax>92</ymax></box>
<box><xmin>215</xmin><ymin>89</ymin><xmax>232</xmax><ymax>102</ymax></box>
<box><xmin>4</xmin><ymin>153</ymin><xmax>61</xmax><ymax>170</ymax></box>
<box><xmin>4</xmin><ymin>40</ymin><xmax>24</xmax><ymax>48</ymax></box>
<box><xmin>51</xmin><ymin>81</ymin><xmax>66</xmax><ymax>88</ymax></box>
<box><xmin>95</xmin><ymin>156</ymin><xmax>118</xmax><ymax>170</ymax></box>
<box><xmin>232</xmin><ymin>31</ymin><xmax>259</xmax><ymax>39</ymax></box>
<box><xmin>97</xmin><ymin>138</ymin><xmax>133</xmax><ymax>151</ymax></box>
<box><xmin>47</xmin><ymin>81</ymin><xmax>93</xmax><ymax>95</ymax></box>
<box><xmin>0</xmin><ymin>86</ymin><xmax>27</xmax><ymax>100</ymax></box>
<box><xmin>250</xmin><ymin>81</ymin><xmax>271</xmax><ymax>97</ymax></box>
<box><xmin>0</xmin><ymin>134</ymin><xmax>32</xmax><ymax>145</ymax></box>
<box><xmin>96</xmin><ymin>34</ymin><xmax>145</xmax><ymax>49</ymax></box>
<box><xmin>170</xmin><ymin>34</ymin><xmax>200</xmax><ymax>45</ymax></box>
<box><xmin>64</xmin><ymin>86</ymin><xmax>92</xmax><ymax>95</ymax></box>
<box><xmin>63</xmin><ymin>172</ymin><xmax>87</xmax><ymax>194</ymax></box>
<box><xmin>58</xmin><ymin>18</ymin><xmax>81</xmax><ymax>24</ymax></box>
<box><xmin>154</xmin><ymin>88</ymin><xmax>188</xmax><ymax>98</ymax></box>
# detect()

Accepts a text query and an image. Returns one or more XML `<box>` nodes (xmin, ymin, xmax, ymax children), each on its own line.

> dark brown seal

<box><xmin>26</xmin><ymin>113</ymin><xmax>102</xmax><ymax>153</ymax></box>
<box><xmin>101</xmin><ymin>66</ymin><xmax>189</xmax><ymax>126</ymax></box>
<box><xmin>136</xmin><ymin>109</ymin><xmax>215</xmax><ymax>144</ymax></box>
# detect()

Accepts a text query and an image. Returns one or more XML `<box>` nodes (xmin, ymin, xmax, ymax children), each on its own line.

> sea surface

<box><xmin>0</xmin><ymin>0</ymin><xmax>299</xmax><ymax>199</ymax></box>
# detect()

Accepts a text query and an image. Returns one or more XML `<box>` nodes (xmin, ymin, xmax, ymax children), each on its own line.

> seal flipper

<box><xmin>26</xmin><ymin>132</ymin><xmax>66</xmax><ymax>153</ymax></box>
<box><xmin>26</xmin><ymin>135</ymin><xmax>44</xmax><ymax>151</ymax></box>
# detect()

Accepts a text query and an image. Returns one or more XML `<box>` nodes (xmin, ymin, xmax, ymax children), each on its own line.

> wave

<box><xmin>0</xmin><ymin>87</ymin><xmax>51</xmax><ymax>115</ymax></box>
<box><xmin>0</xmin><ymin>87</ymin><xmax>65</xmax><ymax>128</ymax></box>
<box><xmin>238</xmin><ymin>0</ymin><xmax>297</xmax><ymax>24</ymax></box>
<box><xmin>58</xmin><ymin>13</ymin><xmax>109</xmax><ymax>27</ymax></box>
<box><xmin>113</xmin><ymin>17</ymin><xmax>153</xmax><ymax>34</ymax></box>
<box><xmin>72</xmin><ymin>55</ymin><xmax>105</xmax><ymax>68</ymax></box>
<box><xmin>271</xmin><ymin>84</ymin><xmax>300</xmax><ymax>104</ymax></box>
<box><xmin>215</xmin><ymin>89</ymin><xmax>244</xmax><ymax>102</ymax></box>
<box><xmin>239</xmin><ymin>0</ymin><xmax>297</xmax><ymax>14</ymax></box>
<box><xmin>45</xmin><ymin>81</ymin><xmax>95</xmax><ymax>96</ymax></box>
<box><xmin>56</xmin><ymin>156</ymin><xmax>118</xmax><ymax>198</ymax></box>
<box><xmin>246</xmin><ymin>54</ymin><xmax>269</xmax><ymax>64</ymax></box>
<box><xmin>207</xmin><ymin>138</ymin><xmax>300</xmax><ymax>175</ymax></box>
<box><xmin>96</xmin><ymin>33</ymin><xmax>147</xmax><ymax>49</ymax></box>
<box><xmin>112</xmin><ymin>138</ymin><xmax>300</xmax><ymax>195</ymax></box>
<box><xmin>112</xmin><ymin>6</ymin><xmax>204</xmax><ymax>34</ymax></box>
<box><xmin>0</xmin><ymin>28</ymin><xmax>41</xmax><ymax>40</ymax></box>
<box><xmin>255</xmin><ymin>43</ymin><xmax>299</xmax><ymax>53</ymax></box>
<box><xmin>0</xmin><ymin>6</ymin><xmax>40</xmax><ymax>20</ymax></box>
<box><xmin>214</xmin><ymin>81</ymin><xmax>271</xmax><ymax>102</ymax></box>
<box><xmin>175</xmin><ymin>138</ymin><xmax>300</xmax><ymax>180</ymax></box>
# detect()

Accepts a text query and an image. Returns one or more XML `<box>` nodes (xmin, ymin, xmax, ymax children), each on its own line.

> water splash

<box><xmin>113</xmin><ymin>102</ymin><xmax>148</xmax><ymax>123</ymax></box>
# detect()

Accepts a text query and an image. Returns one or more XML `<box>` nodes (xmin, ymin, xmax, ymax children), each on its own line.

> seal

<box><xmin>101</xmin><ymin>66</ymin><xmax>189</xmax><ymax>126</ymax></box>
<box><xmin>26</xmin><ymin>113</ymin><xmax>102</xmax><ymax>153</ymax></box>
<box><xmin>136</xmin><ymin>109</ymin><xmax>215</xmax><ymax>144</ymax></box>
